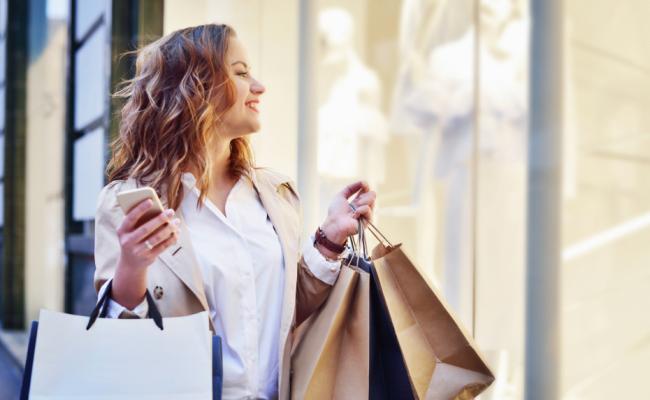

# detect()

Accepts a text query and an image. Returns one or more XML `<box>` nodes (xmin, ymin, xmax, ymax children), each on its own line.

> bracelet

<box><xmin>313</xmin><ymin>227</ymin><xmax>347</xmax><ymax>255</ymax></box>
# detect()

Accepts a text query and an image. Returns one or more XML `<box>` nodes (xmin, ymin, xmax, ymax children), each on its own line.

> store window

<box><xmin>314</xmin><ymin>1</ymin><xmax>528</xmax><ymax>398</ymax></box>
<box><xmin>71</xmin><ymin>0</ymin><xmax>109</xmax><ymax>221</ymax></box>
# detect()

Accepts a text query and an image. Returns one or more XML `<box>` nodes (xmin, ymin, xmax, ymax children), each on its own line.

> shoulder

<box><xmin>252</xmin><ymin>167</ymin><xmax>300</xmax><ymax>202</ymax></box>
<box><xmin>252</xmin><ymin>167</ymin><xmax>300</xmax><ymax>209</ymax></box>
<box><xmin>95</xmin><ymin>178</ymin><xmax>140</xmax><ymax>218</ymax></box>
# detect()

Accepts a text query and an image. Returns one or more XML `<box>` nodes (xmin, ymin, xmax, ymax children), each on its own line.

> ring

<box><xmin>144</xmin><ymin>240</ymin><xmax>154</xmax><ymax>250</ymax></box>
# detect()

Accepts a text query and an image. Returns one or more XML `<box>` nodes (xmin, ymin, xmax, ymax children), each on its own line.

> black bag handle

<box><xmin>86</xmin><ymin>280</ymin><xmax>163</xmax><ymax>330</ymax></box>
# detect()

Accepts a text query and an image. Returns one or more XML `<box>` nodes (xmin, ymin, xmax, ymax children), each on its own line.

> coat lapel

<box><xmin>128</xmin><ymin>171</ymin><xmax>298</xmax><ymax>341</ymax></box>
<box><xmin>153</xmin><ymin>181</ymin><xmax>212</xmax><ymax>330</ymax></box>
<box><xmin>250</xmin><ymin>170</ymin><xmax>299</xmax><ymax>350</ymax></box>
<box><xmin>157</xmin><ymin>207</ymin><xmax>211</xmax><ymax>313</ymax></box>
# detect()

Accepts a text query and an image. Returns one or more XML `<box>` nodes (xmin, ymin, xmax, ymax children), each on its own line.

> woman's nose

<box><xmin>251</xmin><ymin>79</ymin><xmax>266</xmax><ymax>95</ymax></box>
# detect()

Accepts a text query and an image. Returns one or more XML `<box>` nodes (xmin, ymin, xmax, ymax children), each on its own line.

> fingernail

<box><xmin>165</xmin><ymin>209</ymin><xmax>175</xmax><ymax>217</ymax></box>
<box><xmin>172</xmin><ymin>218</ymin><xmax>181</xmax><ymax>226</ymax></box>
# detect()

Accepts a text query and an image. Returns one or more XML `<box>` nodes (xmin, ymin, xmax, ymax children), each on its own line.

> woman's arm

<box><xmin>294</xmin><ymin>181</ymin><xmax>376</xmax><ymax>325</ymax></box>
<box><xmin>94</xmin><ymin>182</ymin><xmax>180</xmax><ymax>313</ymax></box>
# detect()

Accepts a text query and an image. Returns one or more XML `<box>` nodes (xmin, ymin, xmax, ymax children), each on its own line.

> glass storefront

<box><xmin>313</xmin><ymin>1</ymin><xmax>529</xmax><ymax>398</ymax></box>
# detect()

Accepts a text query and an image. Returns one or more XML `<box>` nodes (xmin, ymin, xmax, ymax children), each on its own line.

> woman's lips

<box><xmin>245</xmin><ymin>100</ymin><xmax>259</xmax><ymax>113</ymax></box>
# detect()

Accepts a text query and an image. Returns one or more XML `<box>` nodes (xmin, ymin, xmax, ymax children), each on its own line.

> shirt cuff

<box><xmin>97</xmin><ymin>279</ymin><xmax>149</xmax><ymax>319</ymax></box>
<box><xmin>302</xmin><ymin>236</ymin><xmax>343</xmax><ymax>285</ymax></box>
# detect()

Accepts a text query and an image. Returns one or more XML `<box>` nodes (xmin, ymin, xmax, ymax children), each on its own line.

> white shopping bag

<box><xmin>24</xmin><ymin>285</ymin><xmax>213</xmax><ymax>400</ymax></box>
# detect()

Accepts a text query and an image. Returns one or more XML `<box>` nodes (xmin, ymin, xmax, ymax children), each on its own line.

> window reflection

<box><xmin>317</xmin><ymin>7</ymin><xmax>389</xmax><ymax>219</ymax></box>
<box><xmin>316</xmin><ymin>1</ymin><xmax>529</xmax><ymax>398</ymax></box>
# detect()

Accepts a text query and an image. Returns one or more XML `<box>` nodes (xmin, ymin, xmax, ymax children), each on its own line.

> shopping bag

<box><xmin>292</xmin><ymin>224</ymin><xmax>415</xmax><ymax>400</ymax></box>
<box><xmin>368</xmin><ymin>223</ymin><xmax>495</xmax><ymax>400</ymax></box>
<box><xmin>291</xmin><ymin>262</ymin><xmax>371</xmax><ymax>399</ymax></box>
<box><xmin>292</xmin><ymin>220</ymin><xmax>494</xmax><ymax>400</ymax></box>
<box><xmin>20</xmin><ymin>281</ymin><xmax>221</xmax><ymax>400</ymax></box>
<box><xmin>365</xmin><ymin>255</ymin><xmax>415</xmax><ymax>400</ymax></box>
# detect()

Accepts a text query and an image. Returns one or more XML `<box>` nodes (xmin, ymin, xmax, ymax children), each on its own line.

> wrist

<box><xmin>315</xmin><ymin>242</ymin><xmax>343</xmax><ymax>261</ymax></box>
<box><xmin>320</xmin><ymin>218</ymin><xmax>347</xmax><ymax>246</ymax></box>
<box><xmin>313</xmin><ymin>224</ymin><xmax>347</xmax><ymax>261</ymax></box>
<box><xmin>113</xmin><ymin>259</ymin><xmax>148</xmax><ymax>308</ymax></box>
<box><xmin>116</xmin><ymin>258</ymin><xmax>148</xmax><ymax>280</ymax></box>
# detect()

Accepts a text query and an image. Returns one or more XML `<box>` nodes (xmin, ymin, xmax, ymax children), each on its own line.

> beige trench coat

<box><xmin>93</xmin><ymin>168</ymin><xmax>334</xmax><ymax>400</ymax></box>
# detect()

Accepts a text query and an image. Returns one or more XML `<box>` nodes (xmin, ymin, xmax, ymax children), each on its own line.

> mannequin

<box><xmin>317</xmin><ymin>7</ymin><xmax>388</xmax><ymax>217</ymax></box>
<box><xmin>390</xmin><ymin>1</ymin><xmax>528</xmax><ymax>398</ymax></box>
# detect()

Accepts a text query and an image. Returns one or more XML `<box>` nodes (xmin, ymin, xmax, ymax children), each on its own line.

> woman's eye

<box><xmin>237</xmin><ymin>71</ymin><xmax>250</xmax><ymax>78</ymax></box>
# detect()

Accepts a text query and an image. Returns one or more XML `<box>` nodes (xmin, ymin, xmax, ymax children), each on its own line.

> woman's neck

<box><xmin>186</xmin><ymin>135</ymin><xmax>235</xmax><ymax>188</ymax></box>
<box><xmin>208</xmin><ymin>137</ymin><xmax>233</xmax><ymax>186</ymax></box>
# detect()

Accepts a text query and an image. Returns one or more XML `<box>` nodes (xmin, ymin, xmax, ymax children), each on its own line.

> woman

<box><xmin>93</xmin><ymin>24</ymin><xmax>376</xmax><ymax>399</ymax></box>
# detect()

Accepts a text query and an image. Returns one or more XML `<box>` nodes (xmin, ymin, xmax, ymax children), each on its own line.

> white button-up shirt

<box><xmin>101</xmin><ymin>172</ymin><xmax>341</xmax><ymax>399</ymax></box>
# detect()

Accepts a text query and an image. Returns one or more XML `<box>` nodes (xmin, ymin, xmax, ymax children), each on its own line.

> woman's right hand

<box><xmin>116</xmin><ymin>199</ymin><xmax>181</xmax><ymax>271</ymax></box>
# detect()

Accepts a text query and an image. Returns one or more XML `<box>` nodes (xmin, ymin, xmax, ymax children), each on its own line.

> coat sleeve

<box><xmin>93</xmin><ymin>180</ymin><xmax>125</xmax><ymax>294</ymax></box>
<box><xmin>93</xmin><ymin>180</ymin><xmax>147</xmax><ymax>319</ymax></box>
<box><xmin>275</xmin><ymin>177</ymin><xmax>338</xmax><ymax>326</ymax></box>
<box><xmin>295</xmin><ymin>255</ymin><xmax>337</xmax><ymax>326</ymax></box>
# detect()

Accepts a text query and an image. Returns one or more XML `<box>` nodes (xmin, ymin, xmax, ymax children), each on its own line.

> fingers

<box><xmin>353</xmin><ymin>204</ymin><xmax>373</xmax><ymax>222</ymax></box>
<box><xmin>131</xmin><ymin>209</ymin><xmax>175</xmax><ymax>243</ymax></box>
<box><xmin>351</xmin><ymin>190</ymin><xmax>376</xmax><ymax>209</ymax></box>
<box><xmin>119</xmin><ymin>199</ymin><xmax>154</xmax><ymax>233</ymax></box>
<box><xmin>340</xmin><ymin>180</ymin><xmax>370</xmax><ymax>199</ymax></box>
<box><xmin>142</xmin><ymin>218</ymin><xmax>181</xmax><ymax>249</ymax></box>
<box><xmin>149</xmin><ymin>232</ymin><xmax>179</xmax><ymax>256</ymax></box>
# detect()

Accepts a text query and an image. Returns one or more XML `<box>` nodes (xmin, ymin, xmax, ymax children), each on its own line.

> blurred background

<box><xmin>0</xmin><ymin>0</ymin><xmax>648</xmax><ymax>399</ymax></box>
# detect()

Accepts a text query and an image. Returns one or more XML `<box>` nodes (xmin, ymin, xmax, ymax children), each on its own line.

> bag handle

<box><xmin>347</xmin><ymin>202</ymin><xmax>393</xmax><ymax>249</ymax></box>
<box><xmin>86</xmin><ymin>280</ymin><xmax>164</xmax><ymax>331</ymax></box>
<box><xmin>364</xmin><ymin>219</ymin><xmax>393</xmax><ymax>248</ymax></box>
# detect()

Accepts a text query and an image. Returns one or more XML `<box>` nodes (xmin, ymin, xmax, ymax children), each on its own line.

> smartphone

<box><xmin>116</xmin><ymin>187</ymin><xmax>165</xmax><ymax>224</ymax></box>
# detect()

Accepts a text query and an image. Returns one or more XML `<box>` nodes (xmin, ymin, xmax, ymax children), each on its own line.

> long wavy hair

<box><xmin>107</xmin><ymin>24</ymin><xmax>254</xmax><ymax>210</ymax></box>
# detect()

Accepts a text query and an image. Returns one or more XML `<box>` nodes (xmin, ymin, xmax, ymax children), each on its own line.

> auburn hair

<box><xmin>107</xmin><ymin>24</ymin><xmax>254</xmax><ymax>210</ymax></box>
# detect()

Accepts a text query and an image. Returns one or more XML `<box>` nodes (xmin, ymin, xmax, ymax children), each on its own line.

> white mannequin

<box><xmin>390</xmin><ymin>1</ymin><xmax>528</xmax><ymax>398</ymax></box>
<box><xmin>317</xmin><ymin>7</ymin><xmax>388</xmax><ymax>217</ymax></box>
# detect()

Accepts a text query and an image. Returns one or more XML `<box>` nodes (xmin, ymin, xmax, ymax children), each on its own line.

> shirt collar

<box><xmin>181</xmin><ymin>172</ymin><xmax>198</xmax><ymax>190</ymax></box>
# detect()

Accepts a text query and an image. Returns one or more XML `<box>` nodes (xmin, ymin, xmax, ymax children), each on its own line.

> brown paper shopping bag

<box><xmin>291</xmin><ymin>264</ymin><xmax>371</xmax><ymax>399</ymax></box>
<box><xmin>370</xmin><ymin>226</ymin><xmax>494</xmax><ymax>400</ymax></box>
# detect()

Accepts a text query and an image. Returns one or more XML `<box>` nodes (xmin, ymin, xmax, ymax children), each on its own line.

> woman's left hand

<box><xmin>318</xmin><ymin>181</ymin><xmax>376</xmax><ymax>256</ymax></box>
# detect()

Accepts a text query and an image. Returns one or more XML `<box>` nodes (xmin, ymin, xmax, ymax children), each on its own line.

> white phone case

<box><xmin>116</xmin><ymin>187</ymin><xmax>165</xmax><ymax>223</ymax></box>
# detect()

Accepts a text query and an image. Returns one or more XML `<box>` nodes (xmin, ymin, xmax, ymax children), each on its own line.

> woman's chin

<box><xmin>248</xmin><ymin>122</ymin><xmax>261</xmax><ymax>134</ymax></box>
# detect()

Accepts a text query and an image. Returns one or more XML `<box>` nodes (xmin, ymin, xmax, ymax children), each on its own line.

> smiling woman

<box><xmin>94</xmin><ymin>23</ymin><xmax>376</xmax><ymax>400</ymax></box>
<box><xmin>109</xmin><ymin>24</ymin><xmax>254</xmax><ymax>211</ymax></box>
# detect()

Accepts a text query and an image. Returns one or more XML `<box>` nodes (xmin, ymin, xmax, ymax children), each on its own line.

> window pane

<box><xmin>73</xmin><ymin>128</ymin><xmax>105</xmax><ymax>221</ymax></box>
<box><xmin>0</xmin><ymin>0</ymin><xmax>7</xmax><ymax>37</ymax></box>
<box><xmin>0</xmin><ymin>38</ymin><xmax>6</xmax><ymax>83</ymax></box>
<box><xmin>74</xmin><ymin>0</ymin><xmax>104</xmax><ymax>41</ymax></box>
<box><xmin>315</xmin><ymin>1</ymin><xmax>476</xmax><ymax>324</ymax></box>
<box><xmin>474</xmin><ymin>0</ymin><xmax>530</xmax><ymax>398</ymax></box>
<box><xmin>74</xmin><ymin>23</ymin><xmax>106</xmax><ymax>131</ymax></box>
<box><xmin>561</xmin><ymin>2</ymin><xmax>650</xmax><ymax>398</ymax></box>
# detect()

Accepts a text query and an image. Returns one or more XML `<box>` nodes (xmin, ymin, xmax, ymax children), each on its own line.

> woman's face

<box><xmin>219</xmin><ymin>37</ymin><xmax>266</xmax><ymax>137</ymax></box>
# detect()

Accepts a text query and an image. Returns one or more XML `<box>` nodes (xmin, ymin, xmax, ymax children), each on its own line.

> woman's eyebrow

<box><xmin>231</xmin><ymin>61</ymin><xmax>249</xmax><ymax>69</ymax></box>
